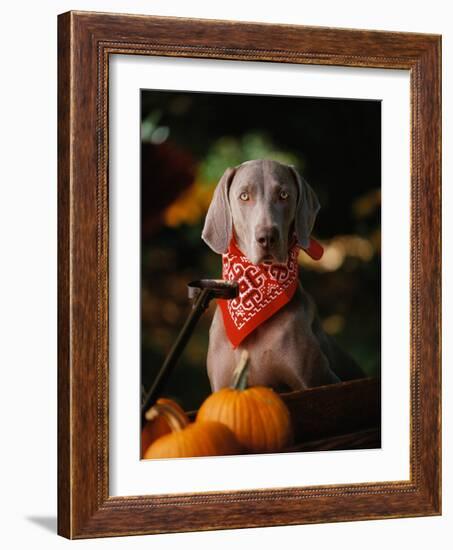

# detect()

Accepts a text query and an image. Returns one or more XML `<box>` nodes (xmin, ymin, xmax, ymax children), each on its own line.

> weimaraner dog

<box><xmin>202</xmin><ymin>159</ymin><xmax>363</xmax><ymax>392</ymax></box>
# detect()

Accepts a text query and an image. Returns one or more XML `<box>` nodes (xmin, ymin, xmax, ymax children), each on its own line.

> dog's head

<box><xmin>202</xmin><ymin>159</ymin><xmax>320</xmax><ymax>264</ymax></box>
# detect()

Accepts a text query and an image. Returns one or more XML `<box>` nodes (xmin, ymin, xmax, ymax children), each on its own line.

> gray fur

<box><xmin>201</xmin><ymin>167</ymin><xmax>236</xmax><ymax>254</ymax></box>
<box><xmin>203</xmin><ymin>159</ymin><xmax>320</xmax><ymax>264</ymax></box>
<box><xmin>289</xmin><ymin>166</ymin><xmax>321</xmax><ymax>249</ymax></box>
<box><xmin>203</xmin><ymin>159</ymin><xmax>363</xmax><ymax>391</ymax></box>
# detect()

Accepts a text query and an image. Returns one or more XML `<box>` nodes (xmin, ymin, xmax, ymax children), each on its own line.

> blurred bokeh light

<box><xmin>140</xmin><ymin>90</ymin><xmax>381</xmax><ymax>411</ymax></box>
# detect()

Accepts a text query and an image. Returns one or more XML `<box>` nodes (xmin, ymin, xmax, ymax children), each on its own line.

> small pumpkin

<box><xmin>141</xmin><ymin>398</ymin><xmax>189</xmax><ymax>457</ymax></box>
<box><xmin>197</xmin><ymin>351</ymin><xmax>293</xmax><ymax>453</ymax></box>
<box><xmin>144</xmin><ymin>418</ymin><xmax>243</xmax><ymax>459</ymax></box>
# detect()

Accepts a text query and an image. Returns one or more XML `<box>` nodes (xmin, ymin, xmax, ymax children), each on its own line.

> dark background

<box><xmin>141</xmin><ymin>90</ymin><xmax>381</xmax><ymax>411</ymax></box>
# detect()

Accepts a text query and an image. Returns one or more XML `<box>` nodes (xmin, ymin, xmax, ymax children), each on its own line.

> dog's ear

<box><xmin>289</xmin><ymin>166</ymin><xmax>320</xmax><ymax>248</ymax></box>
<box><xmin>202</xmin><ymin>167</ymin><xmax>236</xmax><ymax>254</ymax></box>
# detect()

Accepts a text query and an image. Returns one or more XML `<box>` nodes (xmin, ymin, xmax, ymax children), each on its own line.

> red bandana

<box><xmin>217</xmin><ymin>237</ymin><xmax>323</xmax><ymax>348</ymax></box>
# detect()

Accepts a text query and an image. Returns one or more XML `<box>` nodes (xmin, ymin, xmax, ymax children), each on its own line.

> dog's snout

<box><xmin>255</xmin><ymin>226</ymin><xmax>279</xmax><ymax>249</ymax></box>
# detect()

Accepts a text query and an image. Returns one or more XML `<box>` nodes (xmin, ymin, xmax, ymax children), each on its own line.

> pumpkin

<box><xmin>141</xmin><ymin>398</ymin><xmax>189</xmax><ymax>457</ymax></box>
<box><xmin>143</xmin><ymin>419</ymin><xmax>243</xmax><ymax>459</ymax></box>
<box><xmin>196</xmin><ymin>351</ymin><xmax>293</xmax><ymax>453</ymax></box>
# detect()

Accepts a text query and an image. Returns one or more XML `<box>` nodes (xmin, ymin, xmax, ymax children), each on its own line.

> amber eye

<box><xmin>240</xmin><ymin>192</ymin><xmax>250</xmax><ymax>201</ymax></box>
<box><xmin>279</xmin><ymin>190</ymin><xmax>289</xmax><ymax>200</ymax></box>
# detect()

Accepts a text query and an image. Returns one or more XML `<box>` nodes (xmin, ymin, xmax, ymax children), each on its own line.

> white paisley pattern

<box><xmin>221</xmin><ymin>244</ymin><xmax>300</xmax><ymax>331</ymax></box>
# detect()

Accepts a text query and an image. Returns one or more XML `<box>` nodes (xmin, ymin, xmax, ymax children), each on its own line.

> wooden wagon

<box><xmin>186</xmin><ymin>376</ymin><xmax>381</xmax><ymax>453</ymax></box>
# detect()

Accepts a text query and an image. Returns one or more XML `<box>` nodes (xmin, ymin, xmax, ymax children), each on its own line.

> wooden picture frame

<box><xmin>58</xmin><ymin>10</ymin><xmax>441</xmax><ymax>539</ymax></box>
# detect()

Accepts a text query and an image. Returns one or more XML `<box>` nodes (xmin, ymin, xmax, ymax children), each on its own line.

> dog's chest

<box><xmin>237</xmin><ymin>300</ymin><xmax>308</xmax><ymax>389</ymax></box>
<box><xmin>208</xmin><ymin>286</ymin><xmax>315</xmax><ymax>391</ymax></box>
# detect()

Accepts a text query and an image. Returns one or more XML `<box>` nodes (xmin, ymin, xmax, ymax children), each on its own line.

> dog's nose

<box><xmin>255</xmin><ymin>226</ymin><xmax>279</xmax><ymax>249</ymax></box>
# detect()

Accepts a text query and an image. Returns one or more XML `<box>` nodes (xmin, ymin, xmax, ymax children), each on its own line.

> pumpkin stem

<box><xmin>145</xmin><ymin>399</ymin><xmax>189</xmax><ymax>432</ymax></box>
<box><xmin>231</xmin><ymin>350</ymin><xmax>250</xmax><ymax>391</ymax></box>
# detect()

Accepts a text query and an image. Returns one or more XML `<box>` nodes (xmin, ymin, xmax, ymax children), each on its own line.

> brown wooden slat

<box><xmin>287</xmin><ymin>428</ymin><xmax>381</xmax><ymax>453</ymax></box>
<box><xmin>281</xmin><ymin>377</ymin><xmax>381</xmax><ymax>442</ymax></box>
<box><xmin>57</xmin><ymin>11</ymin><xmax>72</xmax><ymax>539</ymax></box>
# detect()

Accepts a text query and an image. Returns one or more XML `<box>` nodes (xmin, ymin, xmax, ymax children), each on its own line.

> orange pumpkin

<box><xmin>144</xmin><ymin>419</ymin><xmax>243</xmax><ymax>459</ymax></box>
<box><xmin>141</xmin><ymin>398</ymin><xmax>189</xmax><ymax>457</ymax></box>
<box><xmin>197</xmin><ymin>351</ymin><xmax>293</xmax><ymax>453</ymax></box>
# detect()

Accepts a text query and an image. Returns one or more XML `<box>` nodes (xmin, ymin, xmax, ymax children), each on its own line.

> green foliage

<box><xmin>140</xmin><ymin>90</ymin><xmax>382</xmax><ymax>411</ymax></box>
<box><xmin>199</xmin><ymin>133</ymin><xmax>301</xmax><ymax>184</ymax></box>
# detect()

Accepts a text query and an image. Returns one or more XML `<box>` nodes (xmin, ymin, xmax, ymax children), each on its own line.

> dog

<box><xmin>202</xmin><ymin>159</ymin><xmax>363</xmax><ymax>392</ymax></box>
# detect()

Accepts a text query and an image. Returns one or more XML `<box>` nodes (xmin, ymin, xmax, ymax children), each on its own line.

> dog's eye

<box><xmin>279</xmin><ymin>190</ymin><xmax>289</xmax><ymax>200</ymax></box>
<box><xmin>240</xmin><ymin>192</ymin><xmax>250</xmax><ymax>201</ymax></box>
